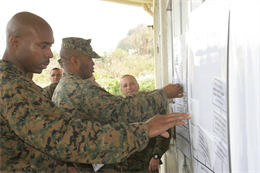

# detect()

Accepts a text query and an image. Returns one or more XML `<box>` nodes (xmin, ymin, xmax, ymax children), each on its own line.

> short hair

<box><xmin>50</xmin><ymin>67</ymin><xmax>60</xmax><ymax>74</ymax></box>
<box><xmin>60</xmin><ymin>47</ymin><xmax>83</xmax><ymax>65</ymax></box>
<box><xmin>121</xmin><ymin>74</ymin><xmax>138</xmax><ymax>83</ymax></box>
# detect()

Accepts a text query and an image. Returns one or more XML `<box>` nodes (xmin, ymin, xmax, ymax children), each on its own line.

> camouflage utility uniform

<box><xmin>42</xmin><ymin>81</ymin><xmax>59</xmax><ymax>100</ymax></box>
<box><xmin>0</xmin><ymin>60</ymin><xmax>150</xmax><ymax>172</ymax></box>
<box><xmin>52</xmin><ymin>72</ymin><xmax>169</xmax><ymax>172</ymax></box>
<box><xmin>121</xmin><ymin>136</ymin><xmax>170</xmax><ymax>173</ymax></box>
<box><xmin>120</xmin><ymin>92</ymin><xmax>170</xmax><ymax>173</ymax></box>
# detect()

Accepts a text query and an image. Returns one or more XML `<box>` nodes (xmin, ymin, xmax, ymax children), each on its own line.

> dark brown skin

<box><xmin>2</xmin><ymin>12</ymin><xmax>54</xmax><ymax>75</ymax></box>
<box><xmin>147</xmin><ymin>113</ymin><xmax>190</xmax><ymax>138</ymax></box>
<box><xmin>60</xmin><ymin>49</ymin><xmax>94</xmax><ymax>80</ymax></box>
<box><xmin>162</xmin><ymin>83</ymin><xmax>184</xmax><ymax>98</ymax></box>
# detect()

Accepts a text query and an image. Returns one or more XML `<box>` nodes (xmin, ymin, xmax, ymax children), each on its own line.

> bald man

<box><xmin>0</xmin><ymin>12</ymin><xmax>190</xmax><ymax>172</ymax></box>
<box><xmin>119</xmin><ymin>75</ymin><xmax>170</xmax><ymax>173</ymax></box>
<box><xmin>120</xmin><ymin>74</ymin><xmax>140</xmax><ymax>96</ymax></box>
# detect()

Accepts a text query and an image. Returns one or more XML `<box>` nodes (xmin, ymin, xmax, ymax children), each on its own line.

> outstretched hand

<box><xmin>162</xmin><ymin>83</ymin><xmax>183</xmax><ymax>99</ymax></box>
<box><xmin>147</xmin><ymin>113</ymin><xmax>190</xmax><ymax>138</ymax></box>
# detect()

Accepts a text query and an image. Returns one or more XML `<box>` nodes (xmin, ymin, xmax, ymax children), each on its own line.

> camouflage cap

<box><xmin>61</xmin><ymin>37</ymin><xmax>101</xmax><ymax>59</ymax></box>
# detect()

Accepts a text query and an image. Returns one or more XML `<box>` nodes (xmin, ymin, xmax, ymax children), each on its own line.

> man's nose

<box><xmin>46</xmin><ymin>48</ymin><xmax>53</xmax><ymax>58</ymax></box>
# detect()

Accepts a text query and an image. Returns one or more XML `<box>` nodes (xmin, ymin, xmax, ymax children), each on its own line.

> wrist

<box><xmin>152</xmin><ymin>154</ymin><xmax>160</xmax><ymax>159</ymax></box>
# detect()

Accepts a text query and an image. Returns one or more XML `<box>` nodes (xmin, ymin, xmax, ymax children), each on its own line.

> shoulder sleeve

<box><xmin>81</xmin><ymin>83</ymin><xmax>168</xmax><ymax>124</ymax></box>
<box><xmin>152</xmin><ymin>129</ymin><xmax>171</xmax><ymax>157</ymax></box>
<box><xmin>2</xmin><ymin>80</ymin><xmax>149</xmax><ymax>164</ymax></box>
<box><xmin>42</xmin><ymin>82</ymin><xmax>58</xmax><ymax>100</ymax></box>
<box><xmin>131</xmin><ymin>90</ymin><xmax>155</xmax><ymax>97</ymax></box>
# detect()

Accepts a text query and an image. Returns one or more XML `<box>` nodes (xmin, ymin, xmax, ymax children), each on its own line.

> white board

<box><xmin>173</xmin><ymin>33</ymin><xmax>191</xmax><ymax>160</ymax></box>
<box><xmin>229</xmin><ymin>1</ymin><xmax>260</xmax><ymax>172</ymax></box>
<box><xmin>188</xmin><ymin>1</ymin><xmax>230</xmax><ymax>172</ymax></box>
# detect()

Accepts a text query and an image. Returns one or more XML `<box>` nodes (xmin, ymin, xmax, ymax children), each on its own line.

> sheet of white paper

<box><xmin>176</xmin><ymin>125</ymin><xmax>190</xmax><ymax>142</ymax></box>
<box><xmin>191</xmin><ymin>98</ymin><xmax>200</xmax><ymax>126</ymax></box>
<box><xmin>214</xmin><ymin>137</ymin><xmax>228</xmax><ymax>167</ymax></box>
<box><xmin>213</xmin><ymin>110</ymin><xmax>227</xmax><ymax>143</ymax></box>
<box><xmin>176</xmin><ymin>133</ymin><xmax>191</xmax><ymax>159</ymax></box>
<box><xmin>171</xmin><ymin>104</ymin><xmax>176</xmax><ymax>113</ymax></box>
<box><xmin>212</xmin><ymin>77</ymin><xmax>227</xmax><ymax>113</ymax></box>
<box><xmin>197</xmin><ymin>126</ymin><xmax>215</xmax><ymax>169</ymax></box>
<box><xmin>92</xmin><ymin>164</ymin><xmax>105</xmax><ymax>172</ymax></box>
<box><xmin>193</xmin><ymin>158</ymin><xmax>214</xmax><ymax>173</ymax></box>
<box><xmin>191</xmin><ymin>124</ymin><xmax>198</xmax><ymax>151</ymax></box>
<box><xmin>175</xmin><ymin>103</ymin><xmax>183</xmax><ymax>112</ymax></box>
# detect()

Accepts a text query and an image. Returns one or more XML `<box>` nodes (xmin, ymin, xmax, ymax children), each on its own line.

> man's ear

<box><xmin>70</xmin><ymin>56</ymin><xmax>79</xmax><ymax>67</ymax></box>
<box><xmin>10</xmin><ymin>36</ymin><xmax>19</xmax><ymax>50</ymax></box>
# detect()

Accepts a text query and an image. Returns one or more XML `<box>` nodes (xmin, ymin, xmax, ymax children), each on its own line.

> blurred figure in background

<box><xmin>120</xmin><ymin>74</ymin><xmax>140</xmax><ymax>96</ymax></box>
<box><xmin>120</xmin><ymin>74</ymin><xmax>170</xmax><ymax>173</ymax></box>
<box><xmin>49</xmin><ymin>67</ymin><xmax>62</xmax><ymax>83</ymax></box>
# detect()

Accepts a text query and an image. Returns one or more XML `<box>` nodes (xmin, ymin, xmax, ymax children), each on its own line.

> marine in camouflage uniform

<box><xmin>52</xmin><ymin>37</ymin><xmax>169</xmax><ymax>172</ymax></box>
<box><xmin>0</xmin><ymin>59</ymin><xmax>153</xmax><ymax>172</ymax></box>
<box><xmin>120</xmin><ymin>81</ymin><xmax>170</xmax><ymax>173</ymax></box>
<box><xmin>0</xmin><ymin>12</ymin><xmax>154</xmax><ymax>172</ymax></box>
<box><xmin>42</xmin><ymin>57</ymin><xmax>63</xmax><ymax>100</ymax></box>
<box><xmin>120</xmin><ymin>134</ymin><xmax>170</xmax><ymax>173</ymax></box>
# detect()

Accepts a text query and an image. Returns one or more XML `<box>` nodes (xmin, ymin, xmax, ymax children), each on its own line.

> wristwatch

<box><xmin>153</xmin><ymin>154</ymin><xmax>159</xmax><ymax>159</ymax></box>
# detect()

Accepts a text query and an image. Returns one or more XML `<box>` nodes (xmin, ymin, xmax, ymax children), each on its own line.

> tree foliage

<box><xmin>94</xmin><ymin>49</ymin><xmax>155</xmax><ymax>95</ymax></box>
<box><xmin>116</xmin><ymin>24</ymin><xmax>154</xmax><ymax>56</ymax></box>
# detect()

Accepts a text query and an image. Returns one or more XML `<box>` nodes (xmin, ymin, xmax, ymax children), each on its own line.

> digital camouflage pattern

<box><xmin>53</xmin><ymin>72</ymin><xmax>168</xmax><ymax>125</ymax></box>
<box><xmin>42</xmin><ymin>81</ymin><xmax>59</xmax><ymax>100</ymax></box>
<box><xmin>121</xmin><ymin>132</ymin><xmax>170</xmax><ymax>173</ymax></box>
<box><xmin>121</xmin><ymin>92</ymin><xmax>170</xmax><ymax>173</ymax></box>
<box><xmin>62</xmin><ymin>37</ymin><xmax>101</xmax><ymax>59</ymax></box>
<box><xmin>52</xmin><ymin>72</ymin><xmax>169</xmax><ymax>172</ymax></box>
<box><xmin>0</xmin><ymin>60</ymin><xmax>150</xmax><ymax>172</ymax></box>
<box><xmin>123</xmin><ymin>168</ymin><xmax>159</xmax><ymax>173</ymax></box>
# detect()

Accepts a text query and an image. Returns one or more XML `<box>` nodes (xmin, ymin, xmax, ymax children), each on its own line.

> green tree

<box><xmin>116</xmin><ymin>24</ymin><xmax>154</xmax><ymax>56</ymax></box>
<box><xmin>116</xmin><ymin>37</ymin><xmax>132</xmax><ymax>52</ymax></box>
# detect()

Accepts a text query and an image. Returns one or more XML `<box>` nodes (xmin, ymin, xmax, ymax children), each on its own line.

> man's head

<box><xmin>120</xmin><ymin>74</ymin><xmax>140</xmax><ymax>96</ymax></box>
<box><xmin>3</xmin><ymin>12</ymin><xmax>54</xmax><ymax>75</ymax></box>
<box><xmin>49</xmin><ymin>68</ymin><xmax>62</xmax><ymax>83</ymax></box>
<box><xmin>60</xmin><ymin>37</ymin><xmax>100</xmax><ymax>79</ymax></box>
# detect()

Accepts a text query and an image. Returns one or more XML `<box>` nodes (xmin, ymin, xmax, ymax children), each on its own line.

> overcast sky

<box><xmin>0</xmin><ymin>0</ymin><xmax>153</xmax><ymax>56</ymax></box>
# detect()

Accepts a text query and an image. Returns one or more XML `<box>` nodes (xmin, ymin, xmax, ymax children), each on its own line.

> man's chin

<box><xmin>127</xmin><ymin>92</ymin><xmax>133</xmax><ymax>96</ymax></box>
<box><xmin>32</xmin><ymin>69</ymin><xmax>43</xmax><ymax>74</ymax></box>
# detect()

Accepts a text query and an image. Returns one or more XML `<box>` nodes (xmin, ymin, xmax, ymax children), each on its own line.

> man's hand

<box><xmin>148</xmin><ymin>158</ymin><xmax>160</xmax><ymax>172</ymax></box>
<box><xmin>147</xmin><ymin>113</ymin><xmax>190</xmax><ymax>138</ymax></box>
<box><xmin>162</xmin><ymin>83</ymin><xmax>183</xmax><ymax>98</ymax></box>
<box><xmin>67</xmin><ymin>166</ymin><xmax>79</xmax><ymax>173</ymax></box>
<box><xmin>118</xmin><ymin>166</ymin><xmax>123</xmax><ymax>173</ymax></box>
